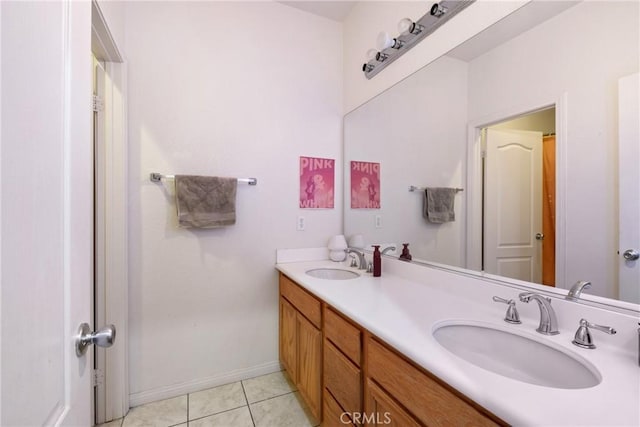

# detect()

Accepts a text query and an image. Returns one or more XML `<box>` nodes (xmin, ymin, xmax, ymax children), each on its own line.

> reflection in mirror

<box><xmin>343</xmin><ymin>1</ymin><xmax>639</xmax><ymax>304</ymax></box>
<box><xmin>481</xmin><ymin>108</ymin><xmax>556</xmax><ymax>286</ymax></box>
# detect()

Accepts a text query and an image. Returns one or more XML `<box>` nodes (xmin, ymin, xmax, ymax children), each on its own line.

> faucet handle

<box><xmin>572</xmin><ymin>318</ymin><xmax>617</xmax><ymax>349</ymax></box>
<box><xmin>492</xmin><ymin>296</ymin><xmax>521</xmax><ymax>324</ymax></box>
<box><xmin>349</xmin><ymin>254</ymin><xmax>358</xmax><ymax>268</ymax></box>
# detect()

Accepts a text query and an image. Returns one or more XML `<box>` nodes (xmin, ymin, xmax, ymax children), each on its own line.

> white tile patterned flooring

<box><xmin>98</xmin><ymin>371</ymin><xmax>319</xmax><ymax>427</ymax></box>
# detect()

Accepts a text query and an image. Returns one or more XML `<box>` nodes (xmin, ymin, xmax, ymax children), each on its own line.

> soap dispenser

<box><xmin>373</xmin><ymin>245</ymin><xmax>381</xmax><ymax>277</ymax></box>
<box><xmin>399</xmin><ymin>243</ymin><xmax>412</xmax><ymax>261</ymax></box>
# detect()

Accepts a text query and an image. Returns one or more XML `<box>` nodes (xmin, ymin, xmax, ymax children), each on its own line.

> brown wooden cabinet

<box><xmin>279</xmin><ymin>297</ymin><xmax>297</xmax><ymax>382</ymax></box>
<box><xmin>364</xmin><ymin>379</ymin><xmax>420</xmax><ymax>427</ymax></box>
<box><xmin>279</xmin><ymin>274</ymin><xmax>322</xmax><ymax>420</ymax></box>
<box><xmin>367</xmin><ymin>337</ymin><xmax>503</xmax><ymax>427</ymax></box>
<box><xmin>278</xmin><ymin>273</ymin><xmax>506</xmax><ymax>427</ymax></box>
<box><xmin>297</xmin><ymin>313</ymin><xmax>322</xmax><ymax>418</ymax></box>
<box><xmin>323</xmin><ymin>306</ymin><xmax>363</xmax><ymax>426</ymax></box>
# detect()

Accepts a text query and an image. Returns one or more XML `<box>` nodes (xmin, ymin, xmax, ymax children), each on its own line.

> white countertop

<box><xmin>276</xmin><ymin>257</ymin><xmax>640</xmax><ymax>426</ymax></box>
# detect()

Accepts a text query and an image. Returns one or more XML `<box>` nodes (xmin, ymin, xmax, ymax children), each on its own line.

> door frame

<box><xmin>465</xmin><ymin>93</ymin><xmax>567</xmax><ymax>287</ymax></box>
<box><xmin>91</xmin><ymin>0</ymin><xmax>129</xmax><ymax>423</ymax></box>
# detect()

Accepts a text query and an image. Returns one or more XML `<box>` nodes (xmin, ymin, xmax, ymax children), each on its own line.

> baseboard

<box><xmin>129</xmin><ymin>360</ymin><xmax>282</xmax><ymax>408</ymax></box>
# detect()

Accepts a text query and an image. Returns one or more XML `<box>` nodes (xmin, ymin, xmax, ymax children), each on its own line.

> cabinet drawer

<box><xmin>364</xmin><ymin>379</ymin><xmax>420</xmax><ymax>427</ymax></box>
<box><xmin>324</xmin><ymin>306</ymin><xmax>361</xmax><ymax>366</ymax></box>
<box><xmin>323</xmin><ymin>389</ymin><xmax>355</xmax><ymax>427</ymax></box>
<box><xmin>324</xmin><ymin>340</ymin><xmax>362</xmax><ymax>417</ymax></box>
<box><xmin>280</xmin><ymin>274</ymin><xmax>321</xmax><ymax>328</ymax></box>
<box><xmin>367</xmin><ymin>337</ymin><xmax>501</xmax><ymax>427</ymax></box>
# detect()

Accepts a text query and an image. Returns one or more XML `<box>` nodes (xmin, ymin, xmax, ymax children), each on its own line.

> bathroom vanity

<box><xmin>279</xmin><ymin>272</ymin><xmax>502</xmax><ymax>426</ymax></box>
<box><xmin>276</xmin><ymin>254</ymin><xmax>640</xmax><ymax>426</ymax></box>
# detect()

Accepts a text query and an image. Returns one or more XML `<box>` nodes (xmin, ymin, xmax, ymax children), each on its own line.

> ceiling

<box><xmin>447</xmin><ymin>1</ymin><xmax>579</xmax><ymax>62</ymax></box>
<box><xmin>278</xmin><ymin>1</ymin><xmax>358</xmax><ymax>22</ymax></box>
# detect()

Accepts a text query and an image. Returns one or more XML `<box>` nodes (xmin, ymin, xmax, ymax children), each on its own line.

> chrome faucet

<box><xmin>381</xmin><ymin>246</ymin><xmax>396</xmax><ymax>255</ymax></box>
<box><xmin>571</xmin><ymin>318</ymin><xmax>616</xmax><ymax>349</ymax></box>
<box><xmin>566</xmin><ymin>280</ymin><xmax>592</xmax><ymax>301</ymax></box>
<box><xmin>518</xmin><ymin>292</ymin><xmax>559</xmax><ymax>335</ymax></box>
<box><xmin>345</xmin><ymin>248</ymin><xmax>367</xmax><ymax>270</ymax></box>
<box><xmin>492</xmin><ymin>296</ymin><xmax>521</xmax><ymax>324</ymax></box>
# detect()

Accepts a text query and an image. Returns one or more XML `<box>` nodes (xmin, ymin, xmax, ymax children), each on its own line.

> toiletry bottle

<box><xmin>399</xmin><ymin>243</ymin><xmax>412</xmax><ymax>261</ymax></box>
<box><xmin>373</xmin><ymin>245</ymin><xmax>381</xmax><ymax>277</ymax></box>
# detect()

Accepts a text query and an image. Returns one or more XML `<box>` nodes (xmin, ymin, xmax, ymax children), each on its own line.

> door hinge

<box><xmin>481</xmin><ymin>150</ymin><xmax>487</xmax><ymax>158</ymax></box>
<box><xmin>92</xmin><ymin>94</ymin><xmax>104</xmax><ymax>112</ymax></box>
<box><xmin>93</xmin><ymin>368</ymin><xmax>105</xmax><ymax>387</ymax></box>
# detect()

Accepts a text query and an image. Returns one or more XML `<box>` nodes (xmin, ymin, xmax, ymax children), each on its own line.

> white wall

<box><xmin>467</xmin><ymin>1</ymin><xmax>639</xmax><ymax>298</ymax></box>
<box><xmin>96</xmin><ymin>0</ymin><xmax>125</xmax><ymax>56</ymax></box>
<box><xmin>344</xmin><ymin>56</ymin><xmax>468</xmax><ymax>265</ymax></box>
<box><xmin>125</xmin><ymin>2</ymin><xmax>342</xmax><ymax>403</ymax></box>
<box><xmin>342</xmin><ymin>0</ymin><xmax>527</xmax><ymax>113</ymax></box>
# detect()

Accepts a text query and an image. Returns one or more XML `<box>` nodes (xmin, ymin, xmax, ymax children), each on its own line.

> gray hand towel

<box><xmin>424</xmin><ymin>187</ymin><xmax>456</xmax><ymax>223</ymax></box>
<box><xmin>175</xmin><ymin>175</ymin><xmax>237</xmax><ymax>228</ymax></box>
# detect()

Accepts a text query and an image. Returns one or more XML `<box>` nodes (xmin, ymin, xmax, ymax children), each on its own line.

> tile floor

<box><xmin>98</xmin><ymin>371</ymin><xmax>319</xmax><ymax>427</ymax></box>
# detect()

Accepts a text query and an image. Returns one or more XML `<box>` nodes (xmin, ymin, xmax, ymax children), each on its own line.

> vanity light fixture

<box><xmin>375</xmin><ymin>52</ymin><xmax>389</xmax><ymax>62</ymax></box>
<box><xmin>398</xmin><ymin>18</ymin><xmax>424</xmax><ymax>36</ymax></box>
<box><xmin>361</xmin><ymin>0</ymin><xmax>475</xmax><ymax>79</ymax></box>
<box><xmin>377</xmin><ymin>31</ymin><xmax>404</xmax><ymax>50</ymax></box>
<box><xmin>430</xmin><ymin>3</ymin><xmax>449</xmax><ymax>17</ymax></box>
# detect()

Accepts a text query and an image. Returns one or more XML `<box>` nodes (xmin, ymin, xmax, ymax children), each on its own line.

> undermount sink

<box><xmin>305</xmin><ymin>268</ymin><xmax>359</xmax><ymax>280</ymax></box>
<box><xmin>432</xmin><ymin>320</ymin><xmax>601</xmax><ymax>389</ymax></box>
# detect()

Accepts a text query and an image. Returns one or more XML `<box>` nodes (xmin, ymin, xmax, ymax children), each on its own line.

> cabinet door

<box><xmin>323</xmin><ymin>389</ymin><xmax>354</xmax><ymax>427</ymax></box>
<box><xmin>364</xmin><ymin>379</ymin><xmax>420</xmax><ymax>427</ymax></box>
<box><xmin>298</xmin><ymin>314</ymin><xmax>322</xmax><ymax>420</ymax></box>
<box><xmin>324</xmin><ymin>340</ymin><xmax>361</xmax><ymax>416</ymax></box>
<box><xmin>279</xmin><ymin>297</ymin><xmax>297</xmax><ymax>383</ymax></box>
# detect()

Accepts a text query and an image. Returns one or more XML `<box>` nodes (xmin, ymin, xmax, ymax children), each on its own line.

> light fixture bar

<box><xmin>362</xmin><ymin>0</ymin><xmax>475</xmax><ymax>79</ymax></box>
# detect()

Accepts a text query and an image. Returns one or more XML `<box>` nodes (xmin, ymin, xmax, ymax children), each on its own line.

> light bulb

<box><xmin>398</xmin><ymin>18</ymin><xmax>414</xmax><ymax>35</ymax></box>
<box><xmin>397</xmin><ymin>18</ymin><xmax>423</xmax><ymax>35</ymax></box>
<box><xmin>376</xmin><ymin>31</ymin><xmax>394</xmax><ymax>51</ymax></box>
<box><xmin>366</xmin><ymin>49</ymin><xmax>377</xmax><ymax>61</ymax></box>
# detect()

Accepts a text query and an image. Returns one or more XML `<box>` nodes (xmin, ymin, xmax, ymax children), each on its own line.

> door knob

<box><xmin>76</xmin><ymin>323</ymin><xmax>116</xmax><ymax>357</ymax></box>
<box><xmin>623</xmin><ymin>249</ymin><xmax>640</xmax><ymax>261</ymax></box>
<box><xmin>535</xmin><ymin>233</ymin><xmax>545</xmax><ymax>240</ymax></box>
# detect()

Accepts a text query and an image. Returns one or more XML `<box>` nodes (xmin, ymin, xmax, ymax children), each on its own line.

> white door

<box><xmin>484</xmin><ymin>129</ymin><xmax>543</xmax><ymax>283</ymax></box>
<box><xmin>618</xmin><ymin>73</ymin><xmax>640</xmax><ymax>303</ymax></box>
<box><xmin>1</xmin><ymin>2</ymin><xmax>94</xmax><ymax>425</ymax></box>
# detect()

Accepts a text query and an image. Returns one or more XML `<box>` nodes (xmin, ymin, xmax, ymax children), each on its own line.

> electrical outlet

<box><xmin>297</xmin><ymin>216</ymin><xmax>305</xmax><ymax>231</ymax></box>
<box><xmin>375</xmin><ymin>215</ymin><xmax>382</xmax><ymax>228</ymax></box>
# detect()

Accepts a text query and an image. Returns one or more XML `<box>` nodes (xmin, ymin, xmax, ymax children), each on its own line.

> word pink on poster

<box><xmin>351</xmin><ymin>161</ymin><xmax>380</xmax><ymax>209</ymax></box>
<box><xmin>300</xmin><ymin>156</ymin><xmax>335</xmax><ymax>209</ymax></box>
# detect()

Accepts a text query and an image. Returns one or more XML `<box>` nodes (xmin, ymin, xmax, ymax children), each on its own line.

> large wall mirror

<box><xmin>344</xmin><ymin>1</ymin><xmax>639</xmax><ymax>305</ymax></box>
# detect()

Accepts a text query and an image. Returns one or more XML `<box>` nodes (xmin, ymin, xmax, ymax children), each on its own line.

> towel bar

<box><xmin>150</xmin><ymin>173</ymin><xmax>257</xmax><ymax>186</ymax></box>
<box><xmin>409</xmin><ymin>185</ymin><xmax>463</xmax><ymax>192</ymax></box>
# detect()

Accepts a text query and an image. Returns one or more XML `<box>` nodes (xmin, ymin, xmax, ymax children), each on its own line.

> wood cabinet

<box><xmin>278</xmin><ymin>273</ymin><xmax>506</xmax><ymax>427</ymax></box>
<box><xmin>279</xmin><ymin>274</ymin><xmax>322</xmax><ymax>420</ymax></box>
<box><xmin>323</xmin><ymin>389</ymin><xmax>355</xmax><ymax>427</ymax></box>
<box><xmin>279</xmin><ymin>298</ymin><xmax>297</xmax><ymax>382</ymax></box>
<box><xmin>297</xmin><ymin>313</ymin><xmax>322</xmax><ymax>418</ymax></box>
<box><xmin>364</xmin><ymin>379</ymin><xmax>420</xmax><ymax>427</ymax></box>
<box><xmin>367</xmin><ymin>337</ymin><xmax>503</xmax><ymax>427</ymax></box>
<box><xmin>323</xmin><ymin>306</ymin><xmax>363</xmax><ymax>425</ymax></box>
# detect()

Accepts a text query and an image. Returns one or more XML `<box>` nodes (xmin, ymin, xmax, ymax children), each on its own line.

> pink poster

<box><xmin>299</xmin><ymin>156</ymin><xmax>335</xmax><ymax>209</ymax></box>
<box><xmin>351</xmin><ymin>161</ymin><xmax>380</xmax><ymax>209</ymax></box>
